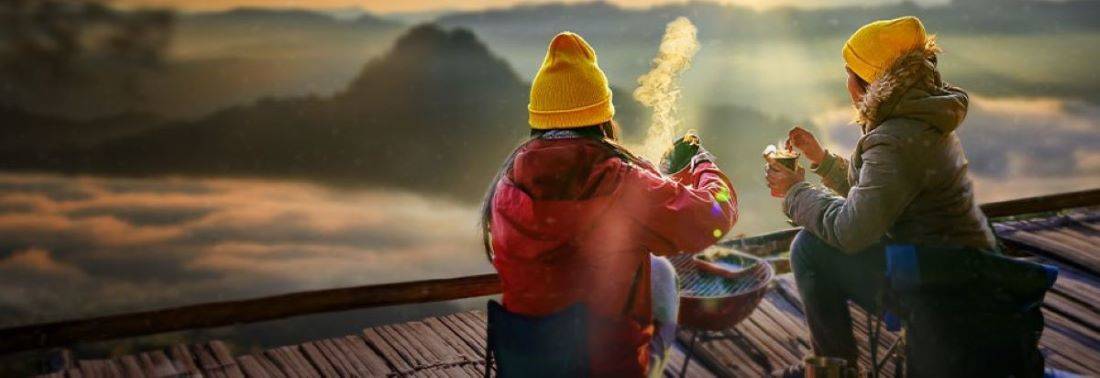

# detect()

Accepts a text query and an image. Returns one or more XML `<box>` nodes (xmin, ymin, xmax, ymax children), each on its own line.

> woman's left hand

<box><xmin>764</xmin><ymin>160</ymin><xmax>805</xmax><ymax>197</ymax></box>
<box><xmin>660</xmin><ymin>133</ymin><xmax>713</xmax><ymax>174</ymax></box>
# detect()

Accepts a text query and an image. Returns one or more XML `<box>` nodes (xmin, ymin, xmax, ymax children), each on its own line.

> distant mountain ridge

<box><xmin>439</xmin><ymin>0</ymin><xmax>1100</xmax><ymax>40</ymax></box>
<box><xmin>1</xmin><ymin>5</ymin><xmax>409</xmax><ymax>121</ymax></box>
<box><xmin>183</xmin><ymin>7</ymin><xmax>402</xmax><ymax>29</ymax></box>
<box><xmin>13</xmin><ymin>0</ymin><xmax>1097</xmax><ymax>120</ymax></box>
<box><xmin>0</xmin><ymin>24</ymin><xmax>641</xmax><ymax>202</ymax></box>
<box><xmin>434</xmin><ymin>0</ymin><xmax>1100</xmax><ymax>115</ymax></box>
<box><xmin>99</xmin><ymin>24</ymin><xmax>530</xmax><ymax>201</ymax></box>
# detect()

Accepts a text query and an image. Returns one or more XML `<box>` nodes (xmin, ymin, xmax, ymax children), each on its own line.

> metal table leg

<box><xmin>679</xmin><ymin>329</ymin><xmax>700</xmax><ymax>378</ymax></box>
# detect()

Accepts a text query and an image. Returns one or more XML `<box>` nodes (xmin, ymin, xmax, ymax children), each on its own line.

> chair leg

<box><xmin>872</xmin><ymin>328</ymin><xmax>906</xmax><ymax>378</ymax></box>
<box><xmin>484</xmin><ymin>348</ymin><xmax>493</xmax><ymax>378</ymax></box>
<box><xmin>484</xmin><ymin>324</ymin><xmax>494</xmax><ymax>378</ymax></box>
<box><xmin>870</xmin><ymin>312</ymin><xmax>883</xmax><ymax>378</ymax></box>
<box><xmin>874</xmin><ymin>338</ymin><xmax>901</xmax><ymax>375</ymax></box>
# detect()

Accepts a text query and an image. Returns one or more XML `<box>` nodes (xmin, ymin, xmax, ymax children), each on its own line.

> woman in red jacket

<box><xmin>480</xmin><ymin>31</ymin><xmax>738</xmax><ymax>377</ymax></box>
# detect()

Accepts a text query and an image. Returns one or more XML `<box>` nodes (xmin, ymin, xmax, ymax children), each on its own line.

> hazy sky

<box><xmin>114</xmin><ymin>0</ymin><xmax>951</xmax><ymax>14</ymax></box>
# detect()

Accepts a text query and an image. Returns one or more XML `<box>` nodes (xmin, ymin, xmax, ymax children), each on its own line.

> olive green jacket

<box><xmin>784</xmin><ymin>41</ymin><xmax>997</xmax><ymax>253</ymax></box>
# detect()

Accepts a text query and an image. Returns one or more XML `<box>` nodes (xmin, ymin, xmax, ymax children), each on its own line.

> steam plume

<box><xmin>634</xmin><ymin>17</ymin><xmax>700</xmax><ymax>163</ymax></box>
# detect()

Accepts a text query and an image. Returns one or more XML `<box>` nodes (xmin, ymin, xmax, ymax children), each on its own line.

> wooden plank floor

<box><xmin>33</xmin><ymin>274</ymin><xmax>1100</xmax><ymax>378</ymax></box>
<box><xmin>673</xmin><ymin>276</ymin><xmax>901</xmax><ymax>377</ymax></box>
<box><xmin>995</xmin><ymin>209</ymin><xmax>1100</xmax><ymax>375</ymax></box>
<box><xmin>679</xmin><ymin>209</ymin><xmax>1100</xmax><ymax>377</ymax></box>
<box><xmin>34</xmin><ymin>209</ymin><xmax>1100</xmax><ymax>377</ymax></box>
<box><xmin>35</xmin><ymin>310</ymin><xmax>713</xmax><ymax>377</ymax></box>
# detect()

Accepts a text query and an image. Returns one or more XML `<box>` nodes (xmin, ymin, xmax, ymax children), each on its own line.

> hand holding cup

<box><xmin>763</xmin><ymin>144</ymin><xmax>805</xmax><ymax>198</ymax></box>
<box><xmin>661</xmin><ymin>131</ymin><xmax>712</xmax><ymax>174</ymax></box>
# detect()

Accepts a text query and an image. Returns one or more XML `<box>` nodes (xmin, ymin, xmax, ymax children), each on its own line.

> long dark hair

<box><xmin>479</xmin><ymin>120</ymin><xmax>641</xmax><ymax>262</ymax></box>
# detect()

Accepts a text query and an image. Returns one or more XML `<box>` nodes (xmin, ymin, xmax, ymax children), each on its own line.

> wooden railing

<box><xmin>0</xmin><ymin>188</ymin><xmax>1097</xmax><ymax>355</ymax></box>
<box><xmin>980</xmin><ymin>188</ymin><xmax>1100</xmax><ymax>218</ymax></box>
<box><xmin>0</xmin><ymin>274</ymin><xmax>501</xmax><ymax>355</ymax></box>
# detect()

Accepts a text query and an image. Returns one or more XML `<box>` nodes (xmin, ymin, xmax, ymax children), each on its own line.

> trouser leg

<box><xmin>648</xmin><ymin>255</ymin><xmax>678</xmax><ymax>377</ymax></box>
<box><xmin>789</xmin><ymin>230</ymin><xmax>886</xmax><ymax>367</ymax></box>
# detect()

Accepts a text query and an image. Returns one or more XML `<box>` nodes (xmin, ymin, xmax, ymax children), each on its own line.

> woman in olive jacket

<box><xmin>765</xmin><ymin>16</ymin><xmax>996</xmax><ymax>372</ymax></box>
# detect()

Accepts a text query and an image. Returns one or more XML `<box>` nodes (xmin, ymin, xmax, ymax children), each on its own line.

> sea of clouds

<box><xmin>0</xmin><ymin>174</ymin><xmax>489</xmax><ymax>327</ymax></box>
<box><xmin>812</xmin><ymin>95</ymin><xmax>1100</xmax><ymax>202</ymax></box>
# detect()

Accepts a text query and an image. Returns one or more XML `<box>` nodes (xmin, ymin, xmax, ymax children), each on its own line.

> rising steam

<box><xmin>634</xmin><ymin>17</ymin><xmax>700</xmax><ymax>163</ymax></box>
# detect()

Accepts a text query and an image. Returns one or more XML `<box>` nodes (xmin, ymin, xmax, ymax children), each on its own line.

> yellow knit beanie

<box><xmin>843</xmin><ymin>16</ymin><xmax>928</xmax><ymax>84</ymax></box>
<box><xmin>528</xmin><ymin>32</ymin><xmax>615</xmax><ymax>129</ymax></box>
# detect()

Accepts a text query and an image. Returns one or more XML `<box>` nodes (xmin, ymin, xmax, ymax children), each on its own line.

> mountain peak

<box><xmin>342</xmin><ymin>24</ymin><xmax>522</xmax><ymax>100</ymax></box>
<box><xmin>390</xmin><ymin>24</ymin><xmax>489</xmax><ymax>56</ymax></box>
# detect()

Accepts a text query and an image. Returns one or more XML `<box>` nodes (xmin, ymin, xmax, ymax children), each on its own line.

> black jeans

<box><xmin>789</xmin><ymin>230</ymin><xmax>887</xmax><ymax>367</ymax></box>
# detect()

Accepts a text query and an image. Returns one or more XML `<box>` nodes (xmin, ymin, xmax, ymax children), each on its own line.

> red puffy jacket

<box><xmin>489</xmin><ymin>136</ymin><xmax>738</xmax><ymax>376</ymax></box>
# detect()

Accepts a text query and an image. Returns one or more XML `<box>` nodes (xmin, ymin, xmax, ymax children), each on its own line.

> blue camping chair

<box><xmin>484</xmin><ymin>300</ymin><xmax>589</xmax><ymax>378</ymax></box>
<box><xmin>484</xmin><ymin>262</ymin><xmax>641</xmax><ymax>377</ymax></box>
<box><xmin>866</xmin><ymin>244</ymin><xmax>1059</xmax><ymax>378</ymax></box>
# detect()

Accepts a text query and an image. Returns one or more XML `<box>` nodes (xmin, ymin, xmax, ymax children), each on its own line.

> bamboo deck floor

<box><xmin>34</xmin><ymin>311</ymin><xmax>711</xmax><ymax>378</ymax></box>
<box><xmin>679</xmin><ymin>209</ymin><xmax>1100</xmax><ymax>376</ymax></box>
<box><xmin>35</xmin><ymin>209</ymin><xmax>1100</xmax><ymax>377</ymax></box>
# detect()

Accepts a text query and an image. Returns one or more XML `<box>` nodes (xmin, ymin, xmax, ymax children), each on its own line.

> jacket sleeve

<box><xmin>811</xmin><ymin>150</ymin><xmax>851</xmax><ymax>196</ymax></box>
<box><xmin>783</xmin><ymin>134</ymin><xmax>918</xmax><ymax>254</ymax></box>
<box><xmin>620</xmin><ymin>159</ymin><xmax>738</xmax><ymax>256</ymax></box>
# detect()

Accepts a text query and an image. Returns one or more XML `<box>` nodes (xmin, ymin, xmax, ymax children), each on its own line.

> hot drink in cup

<box><xmin>763</xmin><ymin>144</ymin><xmax>801</xmax><ymax>197</ymax></box>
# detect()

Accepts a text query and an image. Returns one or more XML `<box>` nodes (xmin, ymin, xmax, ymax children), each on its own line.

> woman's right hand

<box><xmin>786</xmin><ymin>126</ymin><xmax>826</xmax><ymax>165</ymax></box>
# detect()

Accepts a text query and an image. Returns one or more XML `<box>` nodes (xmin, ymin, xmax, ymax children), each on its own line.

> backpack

<box><xmin>886</xmin><ymin>245</ymin><xmax>1057</xmax><ymax>377</ymax></box>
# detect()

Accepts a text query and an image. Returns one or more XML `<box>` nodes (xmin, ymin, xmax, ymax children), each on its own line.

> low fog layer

<box><xmin>814</xmin><ymin>96</ymin><xmax>1100</xmax><ymax>201</ymax></box>
<box><xmin>0</xmin><ymin>174</ymin><xmax>488</xmax><ymax>327</ymax></box>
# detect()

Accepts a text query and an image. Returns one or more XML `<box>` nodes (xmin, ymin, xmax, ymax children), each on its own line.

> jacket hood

<box><xmin>490</xmin><ymin>137</ymin><xmax>627</xmax><ymax>259</ymax></box>
<box><xmin>856</xmin><ymin>37</ymin><xmax>969</xmax><ymax>134</ymax></box>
